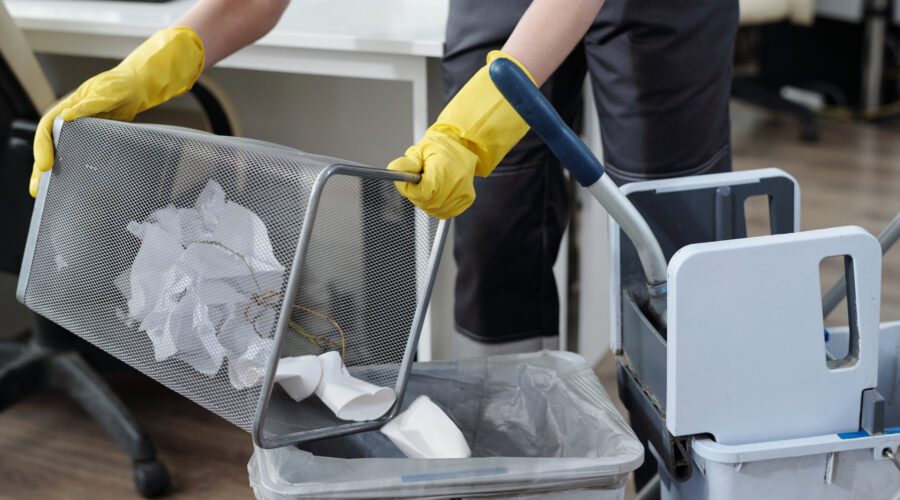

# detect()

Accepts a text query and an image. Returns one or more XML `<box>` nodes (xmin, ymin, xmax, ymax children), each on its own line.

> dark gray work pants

<box><xmin>446</xmin><ymin>0</ymin><xmax>739</xmax><ymax>349</ymax></box>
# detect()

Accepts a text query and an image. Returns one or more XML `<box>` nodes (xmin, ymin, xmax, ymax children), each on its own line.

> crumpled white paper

<box><xmin>380</xmin><ymin>395</ymin><xmax>471</xmax><ymax>459</ymax></box>
<box><xmin>315</xmin><ymin>351</ymin><xmax>396</xmax><ymax>422</ymax></box>
<box><xmin>119</xmin><ymin>180</ymin><xmax>285</xmax><ymax>389</ymax></box>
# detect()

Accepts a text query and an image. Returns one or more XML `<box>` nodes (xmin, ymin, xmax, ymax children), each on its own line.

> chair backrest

<box><xmin>0</xmin><ymin>2</ymin><xmax>56</xmax><ymax>273</ymax></box>
<box><xmin>0</xmin><ymin>3</ymin><xmax>54</xmax><ymax>116</ymax></box>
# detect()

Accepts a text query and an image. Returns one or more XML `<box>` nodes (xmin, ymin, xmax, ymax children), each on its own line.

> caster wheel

<box><xmin>801</xmin><ymin>123</ymin><xmax>819</xmax><ymax>143</ymax></box>
<box><xmin>133</xmin><ymin>460</ymin><xmax>171</xmax><ymax>498</ymax></box>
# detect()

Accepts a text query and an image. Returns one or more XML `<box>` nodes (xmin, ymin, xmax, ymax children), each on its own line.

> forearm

<box><xmin>176</xmin><ymin>0</ymin><xmax>290</xmax><ymax>67</ymax></box>
<box><xmin>502</xmin><ymin>0</ymin><xmax>605</xmax><ymax>85</ymax></box>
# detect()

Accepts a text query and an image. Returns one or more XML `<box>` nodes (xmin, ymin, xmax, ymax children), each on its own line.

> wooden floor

<box><xmin>0</xmin><ymin>371</ymin><xmax>253</xmax><ymax>500</ymax></box>
<box><xmin>2</xmin><ymin>103</ymin><xmax>899</xmax><ymax>500</ymax></box>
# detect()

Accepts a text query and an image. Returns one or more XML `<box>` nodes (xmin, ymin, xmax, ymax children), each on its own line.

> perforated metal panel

<box><xmin>18</xmin><ymin>118</ymin><xmax>446</xmax><ymax>447</ymax></box>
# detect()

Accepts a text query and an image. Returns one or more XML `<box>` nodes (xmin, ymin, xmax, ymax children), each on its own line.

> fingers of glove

<box><xmin>60</xmin><ymin>94</ymin><xmax>114</xmax><ymax>122</ymax></box>
<box><xmin>421</xmin><ymin>136</ymin><xmax>477</xmax><ymax>217</ymax></box>
<box><xmin>32</xmin><ymin>85</ymin><xmax>107</xmax><ymax>175</ymax></box>
<box><xmin>61</xmin><ymin>71</ymin><xmax>142</xmax><ymax>122</ymax></box>
<box><xmin>31</xmin><ymin>77</ymin><xmax>130</xmax><ymax>190</ymax></box>
<box><xmin>388</xmin><ymin>152</ymin><xmax>428</xmax><ymax>198</ymax></box>
<box><xmin>387</xmin><ymin>152</ymin><xmax>423</xmax><ymax>174</ymax></box>
<box><xmin>410</xmin><ymin>186</ymin><xmax>474</xmax><ymax>219</ymax></box>
<box><xmin>427</xmin><ymin>170</ymin><xmax>475</xmax><ymax>219</ymax></box>
<box><xmin>32</xmin><ymin>109</ymin><xmax>61</xmax><ymax>174</ymax></box>
<box><xmin>29</xmin><ymin>166</ymin><xmax>43</xmax><ymax>198</ymax></box>
<box><xmin>429</xmin><ymin>189</ymin><xmax>474</xmax><ymax>219</ymax></box>
<box><xmin>394</xmin><ymin>157</ymin><xmax>475</xmax><ymax>219</ymax></box>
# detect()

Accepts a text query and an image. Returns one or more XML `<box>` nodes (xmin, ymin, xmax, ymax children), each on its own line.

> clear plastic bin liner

<box><xmin>248</xmin><ymin>351</ymin><xmax>643</xmax><ymax>499</ymax></box>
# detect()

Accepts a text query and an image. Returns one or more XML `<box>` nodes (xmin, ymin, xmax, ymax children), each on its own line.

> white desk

<box><xmin>5</xmin><ymin>0</ymin><xmax>447</xmax><ymax>140</ymax></box>
<box><xmin>5</xmin><ymin>0</ymin><xmax>454</xmax><ymax>360</ymax></box>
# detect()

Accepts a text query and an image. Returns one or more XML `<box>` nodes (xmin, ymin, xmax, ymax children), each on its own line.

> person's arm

<box><xmin>502</xmin><ymin>0</ymin><xmax>604</xmax><ymax>86</ymax></box>
<box><xmin>388</xmin><ymin>0</ymin><xmax>605</xmax><ymax>219</ymax></box>
<box><xmin>177</xmin><ymin>0</ymin><xmax>290</xmax><ymax>67</ymax></box>
<box><xmin>29</xmin><ymin>0</ymin><xmax>290</xmax><ymax>196</ymax></box>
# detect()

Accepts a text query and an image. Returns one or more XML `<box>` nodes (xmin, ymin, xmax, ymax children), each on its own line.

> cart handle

<box><xmin>488</xmin><ymin>59</ymin><xmax>602</xmax><ymax>187</ymax></box>
<box><xmin>489</xmin><ymin>58</ymin><xmax>670</xmax><ymax>314</ymax></box>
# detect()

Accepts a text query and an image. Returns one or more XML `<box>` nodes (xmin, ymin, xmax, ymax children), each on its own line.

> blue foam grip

<box><xmin>488</xmin><ymin>58</ymin><xmax>603</xmax><ymax>186</ymax></box>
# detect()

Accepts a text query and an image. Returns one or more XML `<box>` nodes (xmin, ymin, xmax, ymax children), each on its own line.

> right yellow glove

<box><xmin>388</xmin><ymin>51</ymin><xmax>535</xmax><ymax>219</ymax></box>
<box><xmin>30</xmin><ymin>27</ymin><xmax>205</xmax><ymax>197</ymax></box>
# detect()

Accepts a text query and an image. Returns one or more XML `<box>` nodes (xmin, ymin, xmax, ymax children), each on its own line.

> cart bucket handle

<box><xmin>489</xmin><ymin>57</ymin><xmax>669</xmax><ymax>325</ymax></box>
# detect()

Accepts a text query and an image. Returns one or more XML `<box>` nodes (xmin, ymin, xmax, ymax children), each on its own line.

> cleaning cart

<box><xmin>490</xmin><ymin>58</ymin><xmax>900</xmax><ymax>498</ymax></box>
<box><xmin>607</xmin><ymin>170</ymin><xmax>900</xmax><ymax>500</ymax></box>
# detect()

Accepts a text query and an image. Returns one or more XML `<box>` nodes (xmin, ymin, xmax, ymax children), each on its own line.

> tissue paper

<box><xmin>120</xmin><ymin>180</ymin><xmax>285</xmax><ymax>389</ymax></box>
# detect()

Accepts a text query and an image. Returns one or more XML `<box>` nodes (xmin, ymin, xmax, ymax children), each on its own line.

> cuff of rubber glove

<box><xmin>485</xmin><ymin>51</ymin><xmax>536</xmax><ymax>86</ymax></box>
<box><xmin>169</xmin><ymin>26</ymin><xmax>206</xmax><ymax>89</ymax></box>
<box><xmin>166</xmin><ymin>26</ymin><xmax>206</xmax><ymax>87</ymax></box>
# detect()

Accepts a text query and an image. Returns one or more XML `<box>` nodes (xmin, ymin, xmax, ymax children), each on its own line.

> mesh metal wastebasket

<box><xmin>17</xmin><ymin>117</ymin><xmax>447</xmax><ymax>448</ymax></box>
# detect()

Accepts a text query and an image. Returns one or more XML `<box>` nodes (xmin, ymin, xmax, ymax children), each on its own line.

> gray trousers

<box><xmin>446</xmin><ymin>0</ymin><xmax>739</xmax><ymax>353</ymax></box>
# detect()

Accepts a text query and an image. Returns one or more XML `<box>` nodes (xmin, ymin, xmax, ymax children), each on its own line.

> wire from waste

<box><xmin>187</xmin><ymin>239</ymin><xmax>347</xmax><ymax>358</ymax></box>
<box><xmin>250</xmin><ymin>290</ymin><xmax>347</xmax><ymax>360</ymax></box>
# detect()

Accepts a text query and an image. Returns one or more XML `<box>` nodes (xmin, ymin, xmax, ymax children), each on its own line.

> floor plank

<box><xmin>0</xmin><ymin>372</ymin><xmax>252</xmax><ymax>500</ymax></box>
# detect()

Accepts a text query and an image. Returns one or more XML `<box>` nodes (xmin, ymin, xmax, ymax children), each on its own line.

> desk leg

<box><xmin>862</xmin><ymin>0</ymin><xmax>887</xmax><ymax>113</ymax></box>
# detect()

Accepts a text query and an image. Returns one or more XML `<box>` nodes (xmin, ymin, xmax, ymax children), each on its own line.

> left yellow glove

<box><xmin>388</xmin><ymin>51</ymin><xmax>535</xmax><ymax>219</ymax></box>
<box><xmin>30</xmin><ymin>26</ymin><xmax>205</xmax><ymax>197</ymax></box>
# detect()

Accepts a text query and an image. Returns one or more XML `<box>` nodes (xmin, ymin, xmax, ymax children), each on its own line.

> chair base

<box><xmin>0</xmin><ymin>315</ymin><xmax>171</xmax><ymax>498</ymax></box>
<box><xmin>733</xmin><ymin>76</ymin><xmax>820</xmax><ymax>143</ymax></box>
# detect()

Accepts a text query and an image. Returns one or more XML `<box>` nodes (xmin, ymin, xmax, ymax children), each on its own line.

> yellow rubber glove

<box><xmin>388</xmin><ymin>51</ymin><xmax>535</xmax><ymax>219</ymax></box>
<box><xmin>30</xmin><ymin>27</ymin><xmax>205</xmax><ymax>197</ymax></box>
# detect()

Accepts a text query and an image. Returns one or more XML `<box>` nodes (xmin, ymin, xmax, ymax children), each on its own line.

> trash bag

<box><xmin>248</xmin><ymin>351</ymin><xmax>643</xmax><ymax>499</ymax></box>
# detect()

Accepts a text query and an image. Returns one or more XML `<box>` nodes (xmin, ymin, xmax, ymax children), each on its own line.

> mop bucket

<box><xmin>17</xmin><ymin>117</ymin><xmax>448</xmax><ymax>448</ymax></box>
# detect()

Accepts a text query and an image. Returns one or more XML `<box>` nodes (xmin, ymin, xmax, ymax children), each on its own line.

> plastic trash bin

<box><xmin>248</xmin><ymin>351</ymin><xmax>643</xmax><ymax>499</ymax></box>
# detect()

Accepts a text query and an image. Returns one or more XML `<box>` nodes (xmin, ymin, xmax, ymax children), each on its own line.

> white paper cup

<box><xmin>274</xmin><ymin>355</ymin><xmax>322</xmax><ymax>402</ymax></box>
<box><xmin>380</xmin><ymin>395</ymin><xmax>471</xmax><ymax>459</ymax></box>
<box><xmin>315</xmin><ymin>351</ymin><xmax>396</xmax><ymax>422</ymax></box>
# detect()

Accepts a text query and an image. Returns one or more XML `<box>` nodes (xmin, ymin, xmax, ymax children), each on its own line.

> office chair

<box><xmin>734</xmin><ymin>0</ymin><xmax>819</xmax><ymax>141</ymax></box>
<box><xmin>0</xmin><ymin>5</ymin><xmax>236</xmax><ymax>497</ymax></box>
